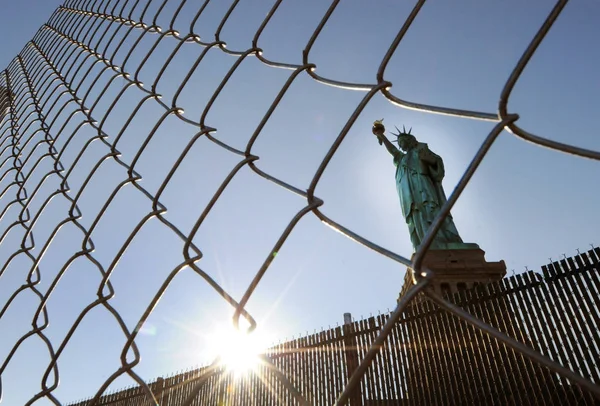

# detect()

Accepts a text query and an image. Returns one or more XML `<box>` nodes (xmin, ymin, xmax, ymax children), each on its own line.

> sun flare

<box><xmin>206</xmin><ymin>324</ymin><xmax>269</xmax><ymax>375</ymax></box>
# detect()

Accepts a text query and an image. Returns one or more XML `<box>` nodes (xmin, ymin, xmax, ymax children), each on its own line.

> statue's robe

<box><xmin>393</xmin><ymin>142</ymin><xmax>463</xmax><ymax>250</ymax></box>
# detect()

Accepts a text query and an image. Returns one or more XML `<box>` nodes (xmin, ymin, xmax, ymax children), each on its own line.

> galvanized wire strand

<box><xmin>0</xmin><ymin>66</ymin><xmax>54</xmax><ymax>404</ymax></box>
<box><xmin>35</xmin><ymin>1</ymin><xmax>258</xmax><ymax>330</ymax></box>
<box><xmin>11</xmin><ymin>40</ymin><xmax>157</xmax><ymax>406</ymax></box>
<box><xmin>376</xmin><ymin>0</ymin><xmax>499</xmax><ymax>121</ymax></box>
<box><xmin>0</xmin><ymin>0</ymin><xmax>598</xmax><ymax>404</ymax></box>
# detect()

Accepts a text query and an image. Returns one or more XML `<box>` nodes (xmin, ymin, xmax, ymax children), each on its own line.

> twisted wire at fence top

<box><xmin>0</xmin><ymin>0</ymin><xmax>598</xmax><ymax>405</ymax></box>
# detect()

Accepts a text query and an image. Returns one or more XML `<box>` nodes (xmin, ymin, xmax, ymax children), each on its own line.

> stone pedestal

<box><xmin>399</xmin><ymin>246</ymin><xmax>506</xmax><ymax>300</ymax></box>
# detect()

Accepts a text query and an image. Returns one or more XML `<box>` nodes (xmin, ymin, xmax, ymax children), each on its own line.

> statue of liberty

<box><xmin>372</xmin><ymin>119</ymin><xmax>466</xmax><ymax>251</ymax></box>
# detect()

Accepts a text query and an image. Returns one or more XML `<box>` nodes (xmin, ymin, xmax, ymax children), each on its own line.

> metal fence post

<box><xmin>343</xmin><ymin>313</ymin><xmax>363</xmax><ymax>406</ymax></box>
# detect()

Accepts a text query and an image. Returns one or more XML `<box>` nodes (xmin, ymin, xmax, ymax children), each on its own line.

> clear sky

<box><xmin>0</xmin><ymin>0</ymin><xmax>599</xmax><ymax>404</ymax></box>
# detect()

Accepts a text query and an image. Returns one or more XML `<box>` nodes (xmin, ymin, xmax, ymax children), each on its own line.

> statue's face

<box><xmin>398</xmin><ymin>137</ymin><xmax>412</xmax><ymax>151</ymax></box>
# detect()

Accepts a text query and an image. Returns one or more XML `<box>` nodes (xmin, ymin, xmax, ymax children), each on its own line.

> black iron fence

<box><xmin>68</xmin><ymin>248</ymin><xmax>600</xmax><ymax>405</ymax></box>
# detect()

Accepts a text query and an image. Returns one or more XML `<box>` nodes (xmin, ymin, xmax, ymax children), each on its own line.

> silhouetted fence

<box><xmin>69</xmin><ymin>248</ymin><xmax>600</xmax><ymax>405</ymax></box>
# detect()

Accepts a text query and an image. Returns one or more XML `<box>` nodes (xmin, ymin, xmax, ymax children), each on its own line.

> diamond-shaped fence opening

<box><xmin>0</xmin><ymin>0</ymin><xmax>599</xmax><ymax>405</ymax></box>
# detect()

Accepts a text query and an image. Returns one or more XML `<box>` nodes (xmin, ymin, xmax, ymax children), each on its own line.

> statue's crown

<box><xmin>391</xmin><ymin>125</ymin><xmax>414</xmax><ymax>138</ymax></box>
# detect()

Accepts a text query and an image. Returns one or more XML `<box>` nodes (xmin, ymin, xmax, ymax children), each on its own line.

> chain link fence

<box><xmin>0</xmin><ymin>0</ymin><xmax>599</xmax><ymax>404</ymax></box>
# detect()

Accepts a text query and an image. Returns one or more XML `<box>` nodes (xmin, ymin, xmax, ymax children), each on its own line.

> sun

<box><xmin>206</xmin><ymin>323</ymin><xmax>268</xmax><ymax>375</ymax></box>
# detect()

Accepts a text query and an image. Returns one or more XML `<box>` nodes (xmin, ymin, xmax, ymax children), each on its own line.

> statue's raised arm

<box><xmin>372</xmin><ymin>119</ymin><xmax>403</xmax><ymax>161</ymax></box>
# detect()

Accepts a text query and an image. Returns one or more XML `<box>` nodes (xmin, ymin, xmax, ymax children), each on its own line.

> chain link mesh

<box><xmin>0</xmin><ymin>0</ymin><xmax>599</xmax><ymax>404</ymax></box>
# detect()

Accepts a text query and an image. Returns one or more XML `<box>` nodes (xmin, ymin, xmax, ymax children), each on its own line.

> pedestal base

<box><xmin>400</xmin><ymin>247</ymin><xmax>507</xmax><ymax>299</ymax></box>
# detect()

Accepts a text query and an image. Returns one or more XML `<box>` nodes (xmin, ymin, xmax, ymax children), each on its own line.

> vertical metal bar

<box><xmin>301</xmin><ymin>335</ymin><xmax>311</xmax><ymax>404</ymax></box>
<box><xmin>386</xmin><ymin>313</ymin><xmax>406</xmax><ymax>401</ymax></box>
<box><xmin>554</xmin><ymin>260</ymin><xmax>597</xmax><ymax>383</ymax></box>
<box><xmin>322</xmin><ymin>329</ymin><xmax>333</xmax><ymax>405</ymax></box>
<box><xmin>455</xmin><ymin>287</ymin><xmax>498</xmax><ymax>404</ymax></box>
<box><xmin>356</xmin><ymin>318</ymin><xmax>373</xmax><ymax>404</ymax></box>
<box><xmin>376</xmin><ymin>313</ymin><xmax>395</xmax><ymax>401</ymax></box>
<box><xmin>329</xmin><ymin>327</ymin><xmax>340</xmax><ymax>403</ymax></box>
<box><xmin>338</xmin><ymin>326</ymin><xmax>348</xmax><ymax>403</ymax></box>
<box><xmin>279</xmin><ymin>339</ymin><xmax>289</xmax><ymax>405</ymax></box>
<box><xmin>428</xmin><ymin>293</ymin><xmax>469</xmax><ymax>402</ymax></box>
<box><xmin>522</xmin><ymin>271</ymin><xmax>570</xmax><ymax>390</ymax></box>
<box><xmin>503</xmin><ymin>274</ymin><xmax>554</xmax><ymax>404</ymax></box>
<box><xmin>405</xmin><ymin>301</ymin><xmax>435</xmax><ymax>405</ymax></box>
<box><xmin>306</xmin><ymin>333</ymin><xmax>316</xmax><ymax>406</ymax></box>
<box><xmin>484</xmin><ymin>277</ymin><xmax>532</xmax><ymax>404</ymax></box>
<box><xmin>396</xmin><ymin>311</ymin><xmax>416</xmax><ymax>406</ymax></box>
<box><xmin>334</xmin><ymin>327</ymin><xmax>344</xmax><ymax>405</ymax></box>
<box><xmin>365</xmin><ymin>316</ymin><xmax>383</xmax><ymax>403</ymax></box>
<box><xmin>558</xmin><ymin>258</ymin><xmax>600</xmax><ymax>384</ymax></box>
<box><xmin>319</xmin><ymin>329</ymin><xmax>330</xmax><ymax>405</ymax></box>
<box><xmin>569</xmin><ymin>255</ymin><xmax>600</xmax><ymax>382</ymax></box>
<box><xmin>428</xmin><ymin>289</ymin><xmax>600</xmax><ymax>401</ymax></box>
<box><xmin>569</xmin><ymin>254</ymin><xmax>600</xmax><ymax>322</ymax></box>
<box><xmin>441</xmin><ymin>297</ymin><xmax>477</xmax><ymax>403</ymax></box>
<box><xmin>545</xmin><ymin>262</ymin><xmax>592</xmax><ymax>379</ymax></box>
<box><xmin>286</xmin><ymin>337</ymin><xmax>294</xmax><ymax>405</ymax></box>
<box><xmin>294</xmin><ymin>336</ymin><xmax>303</xmax><ymax>406</ymax></box>
<box><xmin>421</xmin><ymin>298</ymin><xmax>457</xmax><ymax>403</ymax></box>
<box><xmin>313</xmin><ymin>332</ymin><xmax>322</xmax><ymax>406</ymax></box>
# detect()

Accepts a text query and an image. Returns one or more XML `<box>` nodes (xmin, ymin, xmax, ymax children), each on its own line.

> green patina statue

<box><xmin>372</xmin><ymin>119</ymin><xmax>472</xmax><ymax>252</ymax></box>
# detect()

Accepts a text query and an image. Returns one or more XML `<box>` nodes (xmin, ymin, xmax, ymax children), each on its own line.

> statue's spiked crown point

<box><xmin>390</xmin><ymin>125</ymin><xmax>413</xmax><ymax>140</ymax></box>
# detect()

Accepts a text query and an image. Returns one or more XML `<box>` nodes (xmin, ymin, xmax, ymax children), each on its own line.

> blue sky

<box><xmin>0</xmin><ymin>0</ymin><xmax>599</xmax><ymax>404</ymax></box>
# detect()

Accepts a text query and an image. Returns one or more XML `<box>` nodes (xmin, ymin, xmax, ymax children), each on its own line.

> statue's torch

<box><xmin>372</xmin><ymin>119</ymin><xmax>385</xmax><ymax>145</ymax></box>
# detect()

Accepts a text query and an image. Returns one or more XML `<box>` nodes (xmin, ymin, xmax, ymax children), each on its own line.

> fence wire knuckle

<box><xmin>0</xmin><ymin>0</ymin><xmax>599</xmax><ymax>405</ymax></box>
